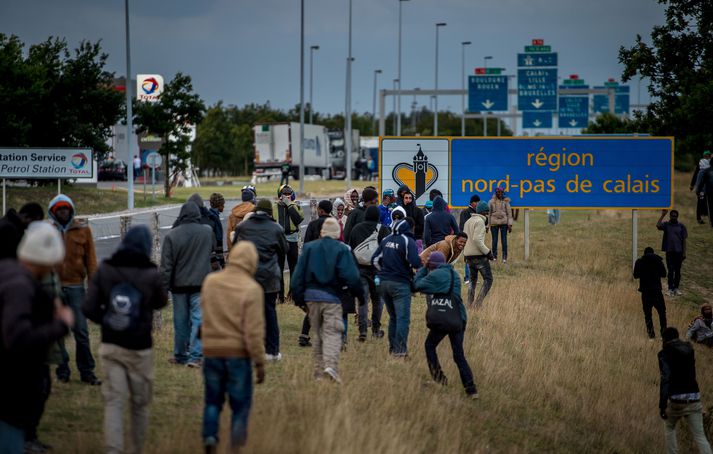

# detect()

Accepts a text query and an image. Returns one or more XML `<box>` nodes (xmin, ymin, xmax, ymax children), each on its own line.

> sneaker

<box><xmin>56</xmin><ymin>375</ymin><xmax>70</xmax><ymax>383</ymax></box>
<box><xmin>667</xmin><ymin>289</ymin><xmax>675</xmax><ymax>297</ymax></box>
<box><xmin>469</xmin><ymin>393</ymin><xmax>480</xmax><ymax>400</ymax></box>
<box><xmin>265</xmin><ymin>353</ymin><xmax>283</xmax><ymax>362</ymax></box>
<box><xmin>186</xmin><ymin>360</ymin><xmax>203</xmax><ymax>369</ymax></box>
<box><xmin>358</xmin><ymin>334</ymin><xmax>367</xmax><ymax>343</ymax></box>
<box><xmin>298</xmin><ymin>335</ymin><xmax>312</xmax><ymax>347</ymax></box>
<box><xmin>168</xmin><ymin>358</ymin><xmax>186</xmax><ymax>366</ymax></box>
<box><xmin>464</xmin><ymin>279</ymin><xmax>470</xmax><ymax>285</ymax></box>
<box><xmin>502</xmin><ymin>258</ymin><xmax>507</xmax><ymax>263</ymax></box>
<box><xmin>324</xmin><ymin>367</ymin><xmax>342</xmax><ymax>384</ymax></box>
<box><xmin>204</xmin><ymin>436</ymin><xmax>218</xmax><ymax>454</ymax></box>
<box><xmin>698</xmin><ymin>219</ymin><xmax>706</xmax><ymax>225</ymax></box>
<box><xmin>674</xmin><ymin>288</ymin><xmax>683</xmax><ymax>296</ymax></box>
<box><xmin>81</xmin><ymin>375</ymin><xmax>102</xmax><ymax>386</ymax></box>
<box><xmin>372</xmin><ymin>329</ymin><xmax>385</xmax><ymax>339</ymax></box>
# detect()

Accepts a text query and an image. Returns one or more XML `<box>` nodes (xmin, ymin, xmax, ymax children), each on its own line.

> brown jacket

<box><xmin>226</xmin><ymin>202</ymin><xmax>255</xmax><ymax>250</ymax></box>
<box><xmin>420</xmin><ymin>235</ymin><xmax>463</xmax><ymax>266</ymax></box>
<box><xmin>488</xmin><ymin>195</ymin><xmax>512</xmax><ymax>227</ymax></box>
<box><xmin>57</xmin><ymin>219</ymin><xmax>97</xmax><ymax>286</ymax></box>
<box><xmin>200</xmin><ymin>241</ymin><xmax>265</xmax><ymax>366</ymax></box>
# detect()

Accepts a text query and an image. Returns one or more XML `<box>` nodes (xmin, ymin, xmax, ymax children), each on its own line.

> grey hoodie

<box><xmin>161</xmin><ymin>202</ymin><xmax>214</xmax><ymax>292</ymax></box>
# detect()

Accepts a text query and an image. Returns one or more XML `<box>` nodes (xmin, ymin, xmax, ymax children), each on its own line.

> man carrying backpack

<box><xmin>83</xmin><ymin>226</ymin><xmax>168</xmax><ymax>454</ymax></box>
<box><xmin>415</xmin><ymin>251</ymin><xmax>477</xmax><ymax>399</ymax></box>
<box><xmin>371</xmin><ymin>219</ymin><xmax>422</xmax><ymax>358</ymax></box>
<box><xmin>274</xmin><ymin>185</ymin><xmax>303</xmax><ymax>304</ymax></box>
<box><xmin>348</xmin><ymin>205</ymin><xmax>390</xmax><ymax>340</ymax></box>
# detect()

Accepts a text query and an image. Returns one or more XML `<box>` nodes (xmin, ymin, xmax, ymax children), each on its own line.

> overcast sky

<box><xmin>1</xmin><ymin>0</ymin><xmax>664</xmax><ymax>116</ymax></box>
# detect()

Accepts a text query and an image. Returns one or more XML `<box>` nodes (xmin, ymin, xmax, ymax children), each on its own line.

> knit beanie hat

<box><xmin>320</xmin><ymin>217</ymin><xmax>341</xmax><ymax>239</ymax></box>
<box><xmin>318</xmin><ymin>200</ymin><xmax>333</xmax><ymax>214</ymax></box>
<box><xmin>476</xmin><ymin>201</ymin><xmax>489</xmax><ymax>214</ymax></box>
<box><xmin>255</xmin><ymin>198</ymin><xmax>273</xmax><ymax>214</ymax></box>
<box><xmin>17</xmin><ymin>221</ymin><xmax>65</xmax><ymax>266</ymax></box>
<box><xmin>427</xmin><ymin>251</ymin><xmax>446</xmax><ymax>269</ymax></box>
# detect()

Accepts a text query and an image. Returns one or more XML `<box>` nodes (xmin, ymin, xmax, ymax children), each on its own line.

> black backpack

<box><xmin>425</xmin><ymin>269</ymin><xmax>463</xmax><ymax>333</ymax></box>
<box><xmin>103</xmin><ymin>281</ymin><xmax>143</xmax><ymax>332</ymax></box>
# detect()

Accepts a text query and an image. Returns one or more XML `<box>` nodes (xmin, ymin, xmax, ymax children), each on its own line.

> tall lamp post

<box><xmin>124</xmin><ymin>0</ymin><xmax>134</xmax><ymax>209</ymax></box>
<box><xmin>396</xmin><ymin>0</ymin><xmax>410</xmax><ymax>136</ymax></box>
<box><xmin>482</xmin><ymin>56</ymin><xmax>492</xmax><ymax>137</ymax></box>
<box><xmin>372</xmin><ymin>69</ymin><xmax>382</xmax><ymax>135</ymax></box>
<box><xmin>433</xmin><ymin>22</ymin><xmax>446</xmax><ymax>135</ymax></box>
<box><xmin>345</xmin><ymin>0</ymin><xmax>353</xmax><ymax>186</ymax></box>
<box><xmin>299</xmin><ymin>0</ymin><xmax>305</xmax><ymax>193</ymax></box>
<box><xmin>484</xmin><ymin>55</ymin><xmax>492</xmax><ymax>69</ymax></box>
<box><xmin>392</xmin><ymin>78</ymin><xmax>399</xmax><ymax>134</ymax></box>
<box><xmin>309</xmin><ymin>45</ymin><xmax>319</xmax><ymax>124</ymax></box>
<box><xmin>461</xmin><ymin>41</ymin><xmax>471</xmax><ymax>137</ymax></box>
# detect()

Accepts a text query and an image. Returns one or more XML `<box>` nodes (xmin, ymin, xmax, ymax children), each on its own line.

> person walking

<box><xmin>463</xmin><ymin>201</ymin><xmax>494</xmax><ymax>308</ymax></box>
<box><xmin>0</xmin><ymin>203</ymin><xmax>44</xmax><ymax>259</ymax></box>
<box><xmin>343</xmin><ymin>187</ymin><xmax>379</xmax><ymax>243</ymax></box>
<box><xmin>690</xmin><ymin>150</ymin><xmax>711</xmax><ymax>224</ymax></box>
<box><xmin>414</xmin><ymin>251</ymin><xmax>478</xmax><ymax>398</ymax></box>
<box><xmin>348</xmin><ymin>205</ymin><xmax>391</xmax><ymax>340</ymax></box>
<box><xmin>686</xmin><ymin>304</ymin><xmax>713</xmax><ymax>347</ymax></box>
<box><xmin>332</xmin><ymin>198</ymin><xmax>346</xmax><ymax>241</ymax></box>
<box><xmin>488</xmin><ymin>187</ymin><xmax>512</xmax><ymax>263</ymax></box>
<box><xmin>656</xmin><ymin>210</ymin><xmax>687</xmax><ymax>297</ymax></box>
<box><xmin>0</xmin><ymin>223</ymin><xmax>73</xmax><ymax>454</ymax></box>
<box><xmin>273</xmin><ymin>185</ymin><xmax>303</xmax><ymax>304</ymax></box>
<box><xmin>291</xmin><ymin>218</ymin><xmax>365</xmax><ymax>382</ymax></box>
<box><xmin>379</xmin><ymin>189</ymin><xmax>395</xmax><ymax>227</ymax></box>
<box><xmin>233</xmin><ymin>199</ymin><xmax>288</xmax><ymax>361</ymax></box>
<box><xmin>420</xmin><ymin>233</ymin><xmax>468</xmax><ymax>267</ymax></box>
<box><xmin>200</xmin><ymin>241</ymin><xmax>266</xmax><ymax>453</ymax></box>
<box><xmin>280</xmin><ymin>163</ymin><xmax>290</xmax><ymax>186</ymax></box>
<box><xmin>423</xmin><ymin>196</ymin><xmax>459</xmax><ymax>247</ymax></box>
<box><xmin>227</xmin><ymin>186</ymin><xmax>257</xmax><ymax>250</ymax></box>
<box><xmin>458</xmin><ymin>194</ymin><xmax>480</xmax><ymax>284</ymax></box>
<box><xmin>133</xmin><ymin>155</ymin><xmax>141</xmax><ymax>180</ymax></box>
<box><xmin>396</xmin><ymin>186</ymin><xmax>424</xmax><ymax>252</ymax></box>
<box><xmin>658</xmin><ymin>327</ymin><xmax>713</xmax><ymax>454</ymax></box>
<box><xmin>696</xmin><ymin>162</ymin><xmax>713</xmax><ymax>228</ymax></box>
<box><xmin>48</xmin><ymin>195</ymin><xmax>101</xmax><ymax>385</ymax></box>
<box><xmin>209</xmin><ymin>193</ymin><xmax>226</xmax><ymax>268</ymax></box>
<box><xmin>83</xmin><ymin>225</ymin><xmax>168</xmax><ymax>454</ymax></box>
<box><xmin>633</xmin><ymin>246</ymin><xmax>668</xmax><ymax>339</ymax></box>
<box><xmin>161</xmin><ymin>201</ymin><xmax>214</xmax><ymax>368</ymax></box>
<box><xmin>183</xmin><ymin>194</ymin><xmax>222</xmax><ymax>271</ymax></box>
<box><xmin>371</xmin><ymin>219</ymin><xmax>422</xmax><ymax>358</ymax></box>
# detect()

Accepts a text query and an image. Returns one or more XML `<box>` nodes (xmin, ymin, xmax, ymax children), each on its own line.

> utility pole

<box><xmin>124</xmin><ymin>0</ymin><xmax>134</xmax><ymax>209</ymax></box>
<box><xmin>309</xmin><ymin>45</ymin><xmax>319</xmax><ymax>124</ymax></box>
<box><xmin>299</xmin><ymin>0</ymin><xmax>305</xmax><ymax>193</ymax></box>
<box><xmin>461</xmin><ymin>41</ymin><xmax>471</xmax><ymax>136</ymax></box>
<box><xmin>433</xmin><ymin>22</ymin><xmax>446</xmax><ymax>135</ymax></box>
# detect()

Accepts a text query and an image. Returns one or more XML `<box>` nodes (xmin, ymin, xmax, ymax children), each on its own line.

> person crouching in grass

<box><xmin>200</xmin><ymin>241</ymin><xmax>266</xmax><ymax>453</ymax></box>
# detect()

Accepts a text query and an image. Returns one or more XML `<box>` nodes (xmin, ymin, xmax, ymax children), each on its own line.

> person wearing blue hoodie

<box><xmin>414</xmin><ymin>252</ymin><xmax>477</xmax><ymax>398</ymax></box>
<box><xmin>371</xmin><ymin>219</ymin><xmax>422</xmax><ymax>357</ymax></box>
<box><xmin>423</xmin><ymin>196</ymin><xmax>459</xmax><ymax>247</ymax></box>
<box><xmin>48</xmin><ymin>194</ymin><xmax>101</xmax><ymax>385</ymax></box>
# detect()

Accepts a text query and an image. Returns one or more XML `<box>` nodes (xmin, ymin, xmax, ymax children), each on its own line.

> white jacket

<box><xmin>463</xmin><ymin>213</ymin><xmax>490</xmax><ymax>256</ymax></box>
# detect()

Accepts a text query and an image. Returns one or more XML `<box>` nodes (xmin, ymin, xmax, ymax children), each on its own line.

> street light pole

<box><xmin>434</xmin><ymin>22</ymin><xmax>446</xmax><ymax>136</ymax></box>
<box><xmin>461</xmin><ymin>41</ymin><xmax>471</xmax><ymax>137</ymax></box>
<box><xmin>484</xmin><ymin>55</ymin><xmax>493</xmax><ymax>69</ymax></box>
<box><xmin>309</xmin><ymin>45</ymin><xmax>319</xmax><ymax>124</ymax></box>
<box><xmin>397</xmin><ymin>0</ymin><xmax>410</xmax><ymax>136</ymax></box>
<box><xmin>372</xmin><ymin>69</ymin><xmax>382</xmax><ymax>135</ymax></box>
<box><xmin>392</xmin><ymin>78</ymin><xmax>399</xmax><ymax>134</ymax></box>
<box><xmin>483</xmin><ymin>56</ymin><xmax>492</xmax><ymax>137</ymax></box>
<box><xmin>124</xmin><ymin>0</ymin><xmax>134</xmax><ymax>210</ymax></box>
<box><xmin>299</xmin><ymin>0</ymin><xmax>305</xmax><ymax>193</ymax></box>
<box><xmin>345</xmin><ymin>0</ymin><xmax>353</xmax><ymax>186</ymax></box>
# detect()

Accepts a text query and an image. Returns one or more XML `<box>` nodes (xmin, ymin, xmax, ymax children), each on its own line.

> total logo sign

<box><xmin>380</xmin><ymin>138</ymin><xmax>450</xmax><ymax>206</ymax></box>
<box><xmin>136</xmin><ymin>74</ymin><xmax>164</xmax><ymax>102</ymax></box>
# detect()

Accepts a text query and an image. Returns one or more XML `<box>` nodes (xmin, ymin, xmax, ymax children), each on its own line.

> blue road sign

<box><xmin>449</xmin><ymin>137</ymin><xmax>673</xmax><ymax>208</ymax></box>
<box><xmin>468</xmin><ymin>75</ymin><xmax>508</xmax><ymax>112</ymax></box>
<box><xmin>558</xmin><ymin>96</ymin><xmax>589</xmax><ymax>128</ymax></box>
<box><xmin>518</xmin><ymin>68</ymin><xmax>557</xmax><ymax>111</ymax></box>
<box><xmin>523</xmin><ymin>111</ymin><xmax>552</xmax><ymax>128</ymax></box>
<box><xmin>593</xmin><ymin>87</ymin><xmax>609</xmax><ymax>113</ymax></box>
<box><xmin>518</xmin><ymin>53</ymin><xmax>558</xmax><ymax>67</ymax></box>
<box><xmin>593</xmin><ymin>85</ymin><xmax>630</xmax><ymax>114</ymax></box>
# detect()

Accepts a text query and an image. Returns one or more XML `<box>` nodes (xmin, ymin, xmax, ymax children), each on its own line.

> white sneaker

<box><xmin>324</xmin><ymin>367</ymin><xmax>342</xmax><ymax>384</ymax></box>
<box><xmin>502</xmin><ymin>258</ymin><xmax>507</xmax><ymax>263</ymax></box>
<box><xmin>674</xmin><ymin>289</ymin><xmax>683</xmax><ymax>296</ymax></box>
<box><xmin>667</xmin><ymin>290</ymin><xmax>675</xmax><ymax>297</ymax></box>
<box><xmin>265</xmin><ymin>353</ymin><xmax>283</xmax><ymax>362</ymax></box>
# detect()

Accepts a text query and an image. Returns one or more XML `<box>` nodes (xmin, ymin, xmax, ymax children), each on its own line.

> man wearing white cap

<box><xmin>0</xmin><ymin>222</ymin><xmax>74</xmax><ymax>452</ymax></box>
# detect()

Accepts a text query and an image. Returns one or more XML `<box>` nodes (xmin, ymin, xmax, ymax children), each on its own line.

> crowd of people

<box><xmin>0</xmin><ymin>177</ymin><xmax>711</xmax><ymax>453</ymax></box>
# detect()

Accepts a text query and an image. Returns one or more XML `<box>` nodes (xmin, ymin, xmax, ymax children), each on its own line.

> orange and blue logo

<box><xmin>141</xmin><ymin>77</ymin><xmax>159</xmax><ymax>95</ymax></box>
<box><xmin>71</xmin><ymin>153</ymin><xmax>88</xmax><ymax>169</ymax></box>
<box><xmin>391</xmin><ymin>144</ymin><xmax>439</xmax><ymax>200</ymax></box>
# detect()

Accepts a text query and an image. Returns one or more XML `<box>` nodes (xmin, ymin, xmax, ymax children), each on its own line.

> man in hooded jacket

<box><xmin>183</xmin><ymin>193</ymin><xmax>221</xmax><ymax>271</ymax></box>
<box><xmin>48</xmin><ymin>194</ymin><xmax>101</xmax><ymax>385</ymax></box>
<box><xmin>423</xmin><ymin>196</ymin><xmax>459</xmax><ymax>247</ymax></box>
<box><xmin>343</xmin><ymin>187</ymin><xmax>379</xmax><ymax>243</ymax></box>
<box><xmin>273</xmin><ymin>185</ymin><xmax>303</xmax><ymax>304</ymax></box>
<box><xmin>633</xmin><ymin>246</ymin><xmax>668</xmax><ymax>339</ymax></box>
<box><xmin>396</xmin><ymin>185</ymin><xmax>424</xmax><ymax>251</ymax></box>
<box><xmin>84</xmin><ymin>225</ymin><xmax>168</xmax><ymax>454</ymax></box>
<box><xmin>161</xmin><ymin>202</ymin><xmax>214</xmax><ymax>367</ymax></box>
<box><xmin>227</xmin><ymin>187</ymin><xmax>257</xmax><ymax>250</ymax></box>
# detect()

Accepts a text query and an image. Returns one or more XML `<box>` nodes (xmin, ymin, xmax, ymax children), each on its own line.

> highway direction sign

<box><xmin>468</xmin><ymin>75</ymin><xmax>508</xmax><ymax>112</ymax></box>
<box><xmin>518</xmin><ymin>53</ymin><xmax>558</xmax><ymax>67</ymax></box>
<box><xmin>518</xmin><ymin>68</ymin><xmax>557</xmax><ymax>111</ymax></box>
<box><xmin>558</xmin><ymin>96</ymin><xmax>589</xmax><ymax>128</ymax></box>
<box><xmin>523</xmin><ymin>111</ymin><xmax>552</xmax><ymax>128</ymax></box>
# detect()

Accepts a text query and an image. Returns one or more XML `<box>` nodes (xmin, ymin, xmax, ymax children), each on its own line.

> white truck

<box><xmin>327</xmin><ymin>129</ymin><xmax>361</xmax><ymax>179</ymax></box>
<box><xmin>253</xmin><ymin>122</ymin><xmax>333</xmax><ymax>182</ymax></box>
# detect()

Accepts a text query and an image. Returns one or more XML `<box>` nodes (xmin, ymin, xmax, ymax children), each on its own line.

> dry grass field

<box><xmin>39</xmin><ymin>171</ymin><xmax>713</xmax><ymax>453</ymax></box>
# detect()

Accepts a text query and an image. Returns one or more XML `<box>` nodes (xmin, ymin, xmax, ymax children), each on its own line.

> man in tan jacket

<box><xmin>226</xmin><ymin>186</ymin><xmax>257</xmax><ymax>250</ymax></box>
<box><xmin>200</xmin><ymin>241</ymin><xmax>266</xmax><ymax>453</ymax></box>
<box><xmin>48</xmin><ymin>194</ymin><xmax>100</xmax><ymax>385</ymax></box>
<box><xmin>419</xmin><ymin>233</ymin><xmax>468</xmax><ymax>267</ymax></box>
<box><xmin>488</xmin><ymin>187</ymin><xmax>513</xmax><ymax>263</ymax></box>
<box><xmin>463</xmin><ymin>201</ymin><xmax>494</xmax><ymax>308</ymax></box>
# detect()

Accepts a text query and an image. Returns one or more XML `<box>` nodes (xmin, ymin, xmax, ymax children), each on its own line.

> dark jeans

<box><xmin>378</xmin><ymin>280</ymin><xmax>412</xmax><ymax>355</ymax></box>
<box><xmin>490</xmin><ymin>225</ymin><xmax>508</xmax><ymax>259</ymax></box>
<box><xmin>359</xmin><ymin>272</ymin><xmax>383</xmax><ymax>336</ymax></box>
<box><xmin>264</xmin><ymin>292</ymin><xmax>280</xmax><ymax>355</ymax></box>
<box><xmin>642</xmin><ymin>290</ymin><xmax>667</xmax><ymax>338</ymax></box>
<box><xmin>424</xmin><ymin>327</ymin><xmax>476</xmax><ymax>395</ymax></box>
<box><xmin>279</xmin><ymin>241</ymin><xmax>299</xmax><ymax>301</ymax></box>
<box><xmin>57</xmin><ymin>286</ymin><xmax>96</xmax><ymax>379</ymax></box>
<box><xmin>300</xmin><ymin>313</ymin><xmax>311</xmax><ymax>337</ymax></box>
<box><xmin>665</xmin><ymin>251</ymin><xmax>683</xmax><ymax>290</ymax></box>
<box><xmin>25</xmin><ymin>365</ymin><xmax>51</xmax><ymax>441</ymax></box>
<box><xmin>466</xmin><ymin>257</ymin><xmax>493</xmax><ymax>307</ymax></box>
<box><xmin>202</xmin><ymin>357</ymin><xmax>253</xmax><ymax>448</ymax></box>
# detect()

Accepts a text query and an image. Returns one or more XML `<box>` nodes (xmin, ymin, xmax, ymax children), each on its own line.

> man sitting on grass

<box><xmin>686</xmin><ymin>304</ymin><xmax>713</xmax><ymax>347</ymax></box>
